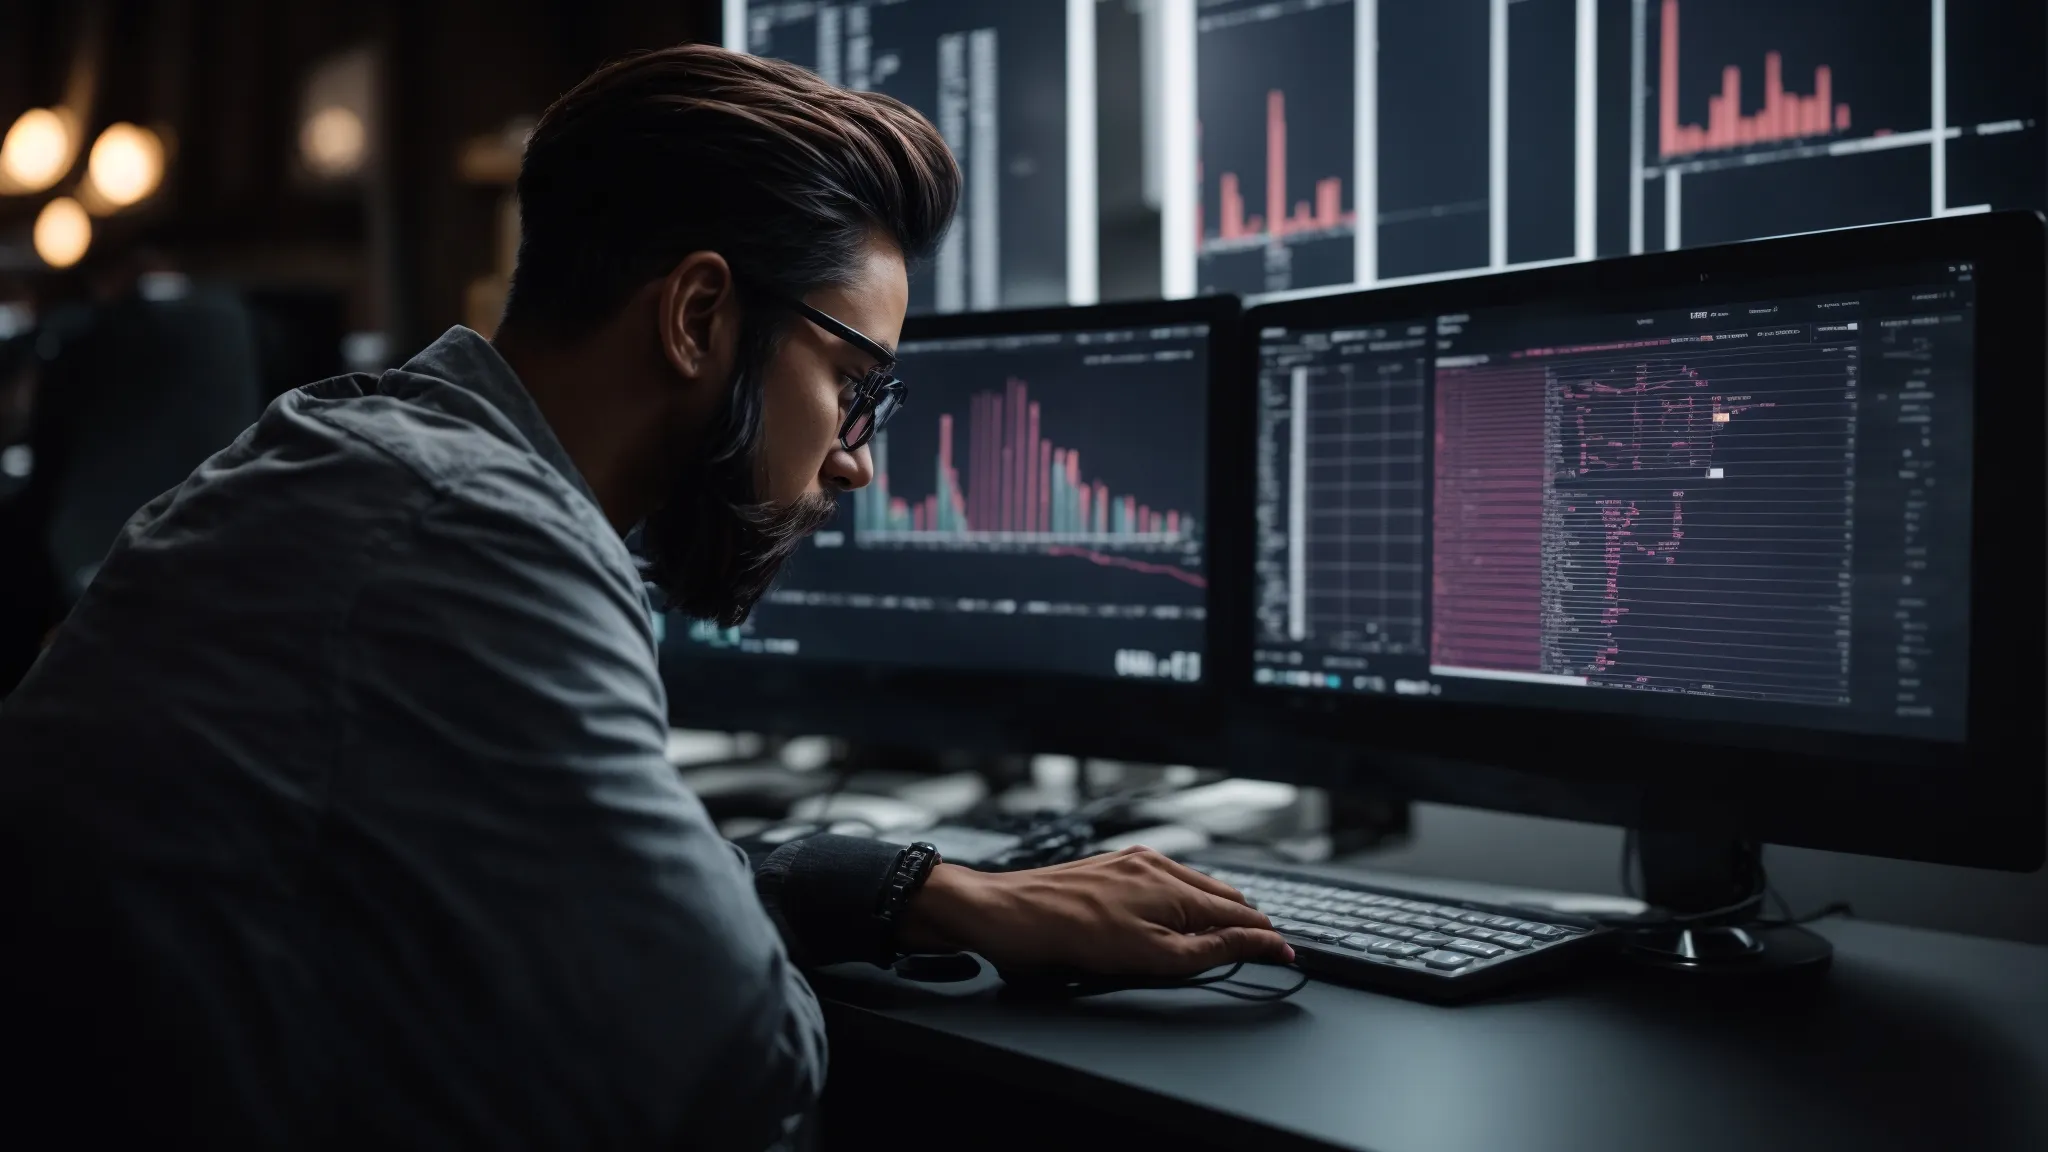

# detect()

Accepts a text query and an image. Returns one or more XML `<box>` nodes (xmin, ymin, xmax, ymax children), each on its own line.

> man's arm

<box><xmin>332</xmin><ymin>471</ymin><xmax>826</xmax><ymax>1150</ymax></box>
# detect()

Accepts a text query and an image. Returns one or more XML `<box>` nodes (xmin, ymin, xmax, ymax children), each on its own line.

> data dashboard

<box><xmin>670</xmin><ymin>320</ymin><xmax>1211</xmax><ymax>683</ymax></box>
<box><xmin>1253</xmin><ymin>260</ymin><xmax>1975</xmax><ymax>740</ymax></box>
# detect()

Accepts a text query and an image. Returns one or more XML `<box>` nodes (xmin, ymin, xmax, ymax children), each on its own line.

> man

<box><xmin>0</xmin><ymin>44</ymin><xmax>1291</xmax><ymax>1149</ymax></box>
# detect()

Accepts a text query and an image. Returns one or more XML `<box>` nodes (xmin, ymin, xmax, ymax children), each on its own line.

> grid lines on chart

<box><xmin>1301</xmin><ymin>356</ymin><xmax>1429</xmax><ymax>655</ymax></box>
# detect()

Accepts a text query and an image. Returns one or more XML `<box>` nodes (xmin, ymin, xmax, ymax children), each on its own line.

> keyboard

<box><xmin>1189</xmin><ymin>860</ymin><xmax>1614</xmax><ymax>1002</ymax></box>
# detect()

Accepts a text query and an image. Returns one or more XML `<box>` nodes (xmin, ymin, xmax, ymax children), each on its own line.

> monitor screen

<box><xmin>670</xmin><ymin>318</ymin><xmax>1211</xmax><ymax>684</ymax></box>
<box><xmin>734</xmin><ymin>0</ymin><xmax>1092</xmax><ymax>313</ymax></box>
<box><xmin>1169</xmin><ymin>0</ymin><xmax>2044</xmax><ymax>296</ymax></box>
<box><xmin>1252</xmin><ymin>258</ymin><xmax>1975</xmax><ymax>740</ymax></box>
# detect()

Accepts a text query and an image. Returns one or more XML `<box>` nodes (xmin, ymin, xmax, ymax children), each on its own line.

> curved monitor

<box><xmin>1236</xmin><ymin>211</ymin><xmax>2045</xmax><ymax>869</ymax></box>
<box><xmin>661</xmin><ymin>296</ymin><xmax>1246</xmax><ymax>764</ymax></box>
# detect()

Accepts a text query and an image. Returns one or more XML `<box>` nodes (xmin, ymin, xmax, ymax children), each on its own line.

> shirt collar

<box><xmin>394</xmin><ymin>325</ymin><xmax>603</xmax><ymax>512</ymax></box>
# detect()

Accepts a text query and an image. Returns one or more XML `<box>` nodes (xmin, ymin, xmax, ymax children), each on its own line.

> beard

<box><xmin>638</xmin><ymin>454</ymin><xmax>840</xmax><ymax>629</ymax></box>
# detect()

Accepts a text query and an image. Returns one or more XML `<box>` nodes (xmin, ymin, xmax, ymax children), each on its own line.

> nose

<box><xmin>823</xmin><ymin>442</ymin><xmax>875</xmax><ymax>492</ymax></box>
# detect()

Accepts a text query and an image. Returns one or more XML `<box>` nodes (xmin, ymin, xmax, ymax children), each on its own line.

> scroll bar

<box><xmin>1288</xmin><ymin>366</ymin><xmax>1310</xmax><ymax>642</ymax></box>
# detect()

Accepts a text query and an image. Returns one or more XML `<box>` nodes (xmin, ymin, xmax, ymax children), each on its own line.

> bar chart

<box><xmin>855</xmin><ymin>376</ymin><xmax>1201</xmax><ymax>582</ymax></box>
<box><xmin>1628</xmin><ymin>0</ymin><xmax>2042</xmax><ymax>253</ymax></box>
<box><xmin>1205</xmin><ymin>90</ymin><xmax>1356</xmax><ymax>250</ymax></box>
<box><xmin>1196</xmin><ymin>0</ymin><xmax>1357</xmax><ymax>295</ymax></box>
<box><xmin>1657</xmin><ymin>0</ymin><xmax>1854</xmax><ymax>159</ymax></box>
<box><xmin>704</xmin><ymin>323</ymin><xmax>1210</xmax><ymax>679</ymax></box>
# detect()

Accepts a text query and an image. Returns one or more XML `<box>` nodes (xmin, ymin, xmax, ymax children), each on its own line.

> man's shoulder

<box><xmin>282</xmin><ymin>377</ymin><xmax>582</xmax><ymax>512</ymax></box>
<box><xmin>244</xmin><ymin>377</ymin><xmax>613</xmax><ymax>562</ymax></box>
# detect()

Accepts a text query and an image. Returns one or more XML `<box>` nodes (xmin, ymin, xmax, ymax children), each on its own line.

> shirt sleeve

<box><xmin>754</xmin><ymin>833</ymin><xmax>914</xmax><ymax>968</ymax></box>
<box><xmin>328</xmin><ymin>467</ymin><xmax>826</xmax><ymax>1150</ymax></box>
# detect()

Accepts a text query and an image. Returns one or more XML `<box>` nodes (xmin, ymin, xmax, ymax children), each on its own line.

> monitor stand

<box><xmin>1621</xmin><ymin>831</ymin><xmax>1832</xmax><ymax>981</ymax></box>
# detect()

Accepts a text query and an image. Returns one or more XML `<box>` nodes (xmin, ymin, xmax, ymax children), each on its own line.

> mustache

<box><xmin>724</xmin><ymin>490</ymin><xmax>840</xmax><ymax>596</ymax></box>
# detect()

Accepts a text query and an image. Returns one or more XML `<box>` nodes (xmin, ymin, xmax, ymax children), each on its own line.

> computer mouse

<box><xmin>893</xmin><ymin>953</ymin><xmax>984</xmax><ymax>983</ymax></box>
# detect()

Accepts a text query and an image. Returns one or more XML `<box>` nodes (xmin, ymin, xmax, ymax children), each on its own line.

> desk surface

<box><xmin>816</xmin><ymin>911</ymin><xmax>2048</xmax><ymax>1152</ymax></box>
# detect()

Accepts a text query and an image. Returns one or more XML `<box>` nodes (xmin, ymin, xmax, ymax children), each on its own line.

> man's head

<box><xmin>500</xmin><ymin>44</ymin><xmax>959</xmax><ymax>625</ymax></box>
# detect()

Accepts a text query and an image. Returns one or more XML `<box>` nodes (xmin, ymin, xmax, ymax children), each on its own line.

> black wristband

<box><xmin>874</xmin><ymin>841</ymin><xmax>941</xmax><ymax>948</ymax></box>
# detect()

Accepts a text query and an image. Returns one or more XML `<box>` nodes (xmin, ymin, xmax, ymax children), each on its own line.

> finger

<box><xmin>1157</xmin><ymin>926</ymin><xmax>1296</xmax><ymax>976</ymax></box>
<box><xmin>1183</xmin><ymin>890</ymin><xmax>1274</xmax><ymax>932</ymax></box>
<box><xmin>1153</xmin><ymin>856</ymin><xmax>1257</xmax><ymax>906</ymax></box>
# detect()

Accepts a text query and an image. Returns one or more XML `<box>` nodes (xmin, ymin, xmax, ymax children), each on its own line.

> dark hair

<box><xmin>503</xmin><ymin>43</ymin><xmax>960</xmax><ymax>340</ymax></box>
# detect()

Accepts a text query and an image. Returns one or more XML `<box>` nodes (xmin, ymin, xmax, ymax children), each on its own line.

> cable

<box><xmin>1754</xmin><ymin>900</ymin><xmax>1855</xmax><ymax>928</ymax></box>
<box><xmin>1600</xmin><ymin>828</ymin><xmax>1768</xmax><ymax>928</ymax></box>
<box><xmin>1605</xmin><ymin>833</ymin><xmax>1848</xmax><ymax>930</ymax></box>
<box><xmin>999</xmin><ymin>961</ymin><xmax>1310</xmax><ymax>1003</ymax></box>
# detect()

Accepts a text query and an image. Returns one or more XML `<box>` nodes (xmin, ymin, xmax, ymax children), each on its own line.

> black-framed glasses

<box><xmin>780</xmin><ymin>296</ymin><xmax>907</xmax><ymax>452</ymax></box>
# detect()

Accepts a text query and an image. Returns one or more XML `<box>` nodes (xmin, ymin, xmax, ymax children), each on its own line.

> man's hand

<box><xmin>898</xmin><ymin>846</ymin><xmax>1295</xmax><ymax>977</ymax></box>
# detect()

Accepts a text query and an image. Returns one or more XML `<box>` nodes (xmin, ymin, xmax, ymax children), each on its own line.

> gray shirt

<box><xmin>0</xmin><ymin>327</ymin><xmax>905</xmax><ymax>1148</ymax></box>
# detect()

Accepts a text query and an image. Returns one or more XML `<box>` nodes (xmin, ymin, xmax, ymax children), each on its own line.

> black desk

<box><xmin>813</xmin><ymin>916</ymin><xmax>2048</xmax><ymax>1151</ymax></box>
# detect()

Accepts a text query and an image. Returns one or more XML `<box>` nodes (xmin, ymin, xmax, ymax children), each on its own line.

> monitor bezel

<box><xmin>1230</xmin><ymin>211</ymin><xmax>2047</xmax><ymax>871</ymax></box>
<box><xmin>661</xmin><ymin>294</ymin><xmax>1250</xmax><ymax>766</ymax></box>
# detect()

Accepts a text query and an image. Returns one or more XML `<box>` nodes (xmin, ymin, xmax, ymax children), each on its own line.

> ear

<box><xmin>656</xmin><ymin>251</ymin><xmax>741</xmax><ymax>392</ymax></box>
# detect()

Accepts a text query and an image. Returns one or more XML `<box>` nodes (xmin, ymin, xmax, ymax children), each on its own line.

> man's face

<box><xmin>642</xmin><ymin>237</ymin><xmax>907</xmax><ymax>625</ymax></box>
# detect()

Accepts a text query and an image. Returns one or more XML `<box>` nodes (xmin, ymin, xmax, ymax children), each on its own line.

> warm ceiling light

<box><xmin>301</xmin><ymin>105</ymin><xmax>367</xmax><ymax>178</ymax></box>
<box><xmin>86</xmin><ymin>122</ymin><xmax>165</xmax><ymax>208</ymax></box>
<box><xmin>2</xmin><ymin>107</ymin><xmax>74</xmax><ymax>192</ymax></box>
<box><xmin>33</xmin><ymin>196</ymin><xmax>92</xmax><ymax>269</ymax></box>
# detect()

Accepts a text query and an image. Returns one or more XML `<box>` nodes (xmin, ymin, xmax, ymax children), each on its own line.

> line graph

<box><xmin>1432</xmin><ymin>335</ymin><xmax>1861</xmax><ymax>705</ymax></box>
<box><xmin>1044</xmin><ymin>546</ymin><xmax>1208</xmax><ymax>589</ymax></box>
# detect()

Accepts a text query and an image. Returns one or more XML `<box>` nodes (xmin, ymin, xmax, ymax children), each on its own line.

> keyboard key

<box><xmin>1462</xmin><ymin>927</ymin><xmax>1498</xmax><ymax>941</ymax></box>
<box><xmin>1419</xmin><ymin>949</ymin><xmax>1474</xmax><ymax>970</ymax></box>
<box><xmin>1285</xmin><ymin>925</ymin><xmax>1343</xmax><ymax>942</ymax></box>
<box><xmin>1339</xmin><ymin>934</ymin><xmax>1380</xmax><ymax>951</ymax></box>
<box><xmin>1459</xmin><ymin>913</ymin><xmax>1493</xmax><ymax>925</ymax></box>
<box><xmin>1368</xmin><ymin>940</ymin><xmax>1426</xmax><ymax>958</ymax></box>
<box><xmin>1492</xmin><ymin>933</ymin><xmax>1535</xmax><ymax>950</ymax></box>
<box><xmin>1449</xmin><ymin>940</ymin><xmax>1507</xmax><ymax>958</ymax></box>
<box><xmin>1434</xmin><ymin>906</ymin><xmax>1474</xmax><ymax>920</ymax></box>
<box><xmin>1379</xmin><ymin>926</ymin><xmax>1420</xmax><ymax>940</ymax></box>
<box><xmin>1406</xmin><ymin>916</ymin><xmax>1448</xmax><ymax>930</ymax></box>
<box><xmin>1483</xmin><ymin>915</ymin><xmax>1523</xmax><ymax>928</ymax></box>
<box><xmin>1521</xmin><ymin>924</ymin><xmax>1568</xmax><ymax>939</ymax></box>
<box><xmin>1411</xmin><ymin>932</ymin><xmax>1455</xmax><ymax>947</ymax></box>
<box><xmin>1398</xmin><ymin>901</ymin><xmax>1436</xmax><ymax>913</ymax></box>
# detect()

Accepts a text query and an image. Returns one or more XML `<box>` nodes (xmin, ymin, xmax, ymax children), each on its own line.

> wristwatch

<box><xmin>874</xmin><ymin>841</ymin><xmax>942</xmax><ymax>940</ymax></box>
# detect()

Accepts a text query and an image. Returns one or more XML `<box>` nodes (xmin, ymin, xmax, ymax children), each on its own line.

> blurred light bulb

<box><xmin>33</xmin><ymin>196</ymin><xmax>92</xmax><ymax>269</ymax></box>
<box><xmin>301</xmin><ymin>106</ymin><xmax>366</xmax><ymax>178</ymax></box>
<box><xmin>2</xmin><ymin>107</ymin><xmax>73</xmax><ymax>192</ymax></box>
<box><xmin>86</xmin><ymin>122</ymin><xmax>164</xmax><ymax>208</ymax></box>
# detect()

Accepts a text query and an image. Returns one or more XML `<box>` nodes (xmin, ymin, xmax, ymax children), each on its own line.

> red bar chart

<box><xmin>1205</xmin><ymin>89</ymin><xmax>1355</xmax><ymax>248</ymax></box>
<box><xmin>1657</xmin><ymin>0</ymin><xmax>1853</xmax><ymax>158</ymax></box>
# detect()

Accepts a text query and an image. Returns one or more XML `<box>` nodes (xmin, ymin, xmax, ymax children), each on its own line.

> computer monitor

<box><xmin>727</xmin><ymin>0</ymin><xmax>1099</xmax><ymax>313</ymax></box>
<box><xmin>661</xmin><ymin>296</ymin><xmax>1245</xmax><ymax>765</ymax></box>
<box><xmin>1234</xmin><ymin>210</ymin><xmax>2045</xmax><ymax>874</ymax></box>
<box><xmin>1168</xmin><ymin>0</ymin><xmax>2047</xmax><ymax>296</ymax></box>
